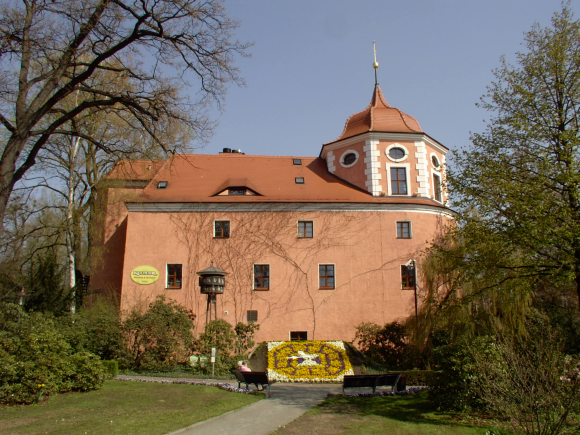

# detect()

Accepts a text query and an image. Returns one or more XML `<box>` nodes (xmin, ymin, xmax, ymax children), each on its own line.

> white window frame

<box><xmin>339</xmin><ymin>149</ymin><xmax>360</xmax><ymax>168</ymax></box>
<box><xmin>297</xmin><ymin>220</ymin><xmax>314</xmax><ymax>238</ymax></box>
<box><xmin>430</xmin><ymin>152</ymin><xmax>442</xmax><ymax>171</ymax></box>
<box><xmin>252</xmin><ymin>263</ymin><xmax>270</xmax><ymax>291</ymax></box>
<box><xmin>213</xmin><ymin>219</ymin><xmax>231</xmax><ymax>238</ymax></box>
<box><xmin>432</xmin><ymin>172</ymin><xmax>443</xmax><ymax>203</ymax></box>
<box><xmin>166</xmin><ymin>263</ymin><xmax>183</xmax><ymax>289</ymax></box>
<box><xmin>396</xmin><ymin>221</ymin><xmax>412</xmax><ymax>239</ymax></box>
<box><xmin>385</xmin><ymin>143</ymin><xmax>409</xmax><ymax>163</ymax></box>
<box><xmin>385</xmin><ymin>163</ymin><xmax>411</xmax><ymax>196</ymax></box>
<box><xmin>318</xmin><ymin>263</ymin><xmax>336</xmax><ymax>290</ymax></box>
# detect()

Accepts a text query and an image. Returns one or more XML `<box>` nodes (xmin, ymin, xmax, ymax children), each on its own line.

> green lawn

<box><xmin>274</xmin><ymin>390</ymin><xmax>508</xmax><ymax>435</ymax></box>
<box><xmin>0</xmin><ymin>380</ymin><xmax>261</xmax><ymax>435</ymax></box>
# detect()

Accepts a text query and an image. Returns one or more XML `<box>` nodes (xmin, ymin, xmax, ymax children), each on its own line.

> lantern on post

<box><xmin>196</xmin><ymin>262</ymin><xmax>227</xmax><ymax>324</ymax></box>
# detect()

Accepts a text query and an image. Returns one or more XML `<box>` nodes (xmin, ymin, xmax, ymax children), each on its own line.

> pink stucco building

<box><xmin>93</xmin><ymin>84</ymin><xmax>452</xmax><ymax>342</ymax></box>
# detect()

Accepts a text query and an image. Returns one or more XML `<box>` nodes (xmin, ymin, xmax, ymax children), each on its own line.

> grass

<box><xmin>0</xmin><ymin>380</ymin><xmax>261</xmax><ymax>435</ymax></box>
<box><xmin>274</xmin><ymin>390</ymin><xmax>508</xmax><ymax>435</ymax></box>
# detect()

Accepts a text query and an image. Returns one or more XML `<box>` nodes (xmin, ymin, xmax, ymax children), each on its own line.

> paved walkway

<box><xmin>154</xmin><ymin>378</ymin><xmax>343</xmax><ymax>435</ymax></box>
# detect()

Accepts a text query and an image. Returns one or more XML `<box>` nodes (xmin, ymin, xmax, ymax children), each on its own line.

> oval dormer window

<box><xmin>432</xmin><ymin>155</ymin><xmax>441</xmax><ymax>169</ymax></box>
<box><xmin>343</xmin><ymin>153</ymin><xmax>357</xmax><ymax>165</ymax></box>
<box><xmin>389</xmin><ymin>147</ymin><xmax>405</xmax><ymax>160</ymax></box>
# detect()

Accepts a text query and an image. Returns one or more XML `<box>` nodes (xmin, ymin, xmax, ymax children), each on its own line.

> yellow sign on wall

<box><xmin>131</xmin><ymin>265</ymin><xmax>160</xmax><ymax>285</ymax></box>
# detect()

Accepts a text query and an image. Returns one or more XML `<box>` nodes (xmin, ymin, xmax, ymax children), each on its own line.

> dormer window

<box><xmin>339</xmin><ymin>149</ymin><xmax>359</xmax><ymax>168</ymax></box>
<box><xmin>389</xmin><ymin>147</ymin><xmax>405</xmax><ymax>160</ymax></box>
<box><xmin>229</xmin><ymin>187</ymin><xmax>246</xmax><ymax>195</ymax></box>
<box><xmin>293</xmin><ymin>159</ymin><xmax>302</xmax><ymax>165</ymax></box>
<box><xmin>295</xmin><ymin>177</ymin><xmax>304</xmax><ymax>184</ymax></box>
<box><xmin>157</xmin><ymin>181</ymin><xmax>168</xmax><ymax>189</ymax></box>
<box><xmin>431</xmin><ymin>155</ymin><xmax>441</xmax><ymax>169</ymax></box>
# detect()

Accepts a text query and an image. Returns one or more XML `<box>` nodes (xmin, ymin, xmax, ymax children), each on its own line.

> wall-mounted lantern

<box><xmin>196</xmin><ymin>262</ymin><xmax>227</xmax><ymax>324</ymax></box>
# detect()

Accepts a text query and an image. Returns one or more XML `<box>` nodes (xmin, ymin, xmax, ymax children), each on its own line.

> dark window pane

<box><xmin>327</xmin><ymin>277</ymin><xmax>334</xmax><ymax>287</ymax></box>
<box><xmin>263</xmin><ymin>278</ymin><xmax>269</xmax><ymax>288</ymax></box>
<box><xmin>343</xmin><ymin>153</ymin><xmax>356</xmax><ymax>165</ymax></box>
<box><xmin>389</xmin><ymin>147</ymin><xmax>405</xmax><ymax>159</ymax></box>
<box><xmin>327</xmin><ymin>266</ymin><xmax>334</xmax><ymax>276</ymax></box>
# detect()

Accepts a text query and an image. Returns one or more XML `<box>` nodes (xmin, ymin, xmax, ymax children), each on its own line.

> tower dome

<box><xmin>331</xmin><ymin>85</ymin><xmax>423</xmax><ymax>143</ymax></box>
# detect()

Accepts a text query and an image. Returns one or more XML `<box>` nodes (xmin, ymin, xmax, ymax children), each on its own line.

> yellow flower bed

<box><xmin>267</xmin><ymin>341</ymin><xmax>354</xmax><ymax>382</ymax></box>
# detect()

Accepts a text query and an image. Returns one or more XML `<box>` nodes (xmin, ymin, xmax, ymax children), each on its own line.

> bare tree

<box><xmin>0</xmin><ymin>0</ymin><xmax>249</xmax><ymax>234</ymax></box>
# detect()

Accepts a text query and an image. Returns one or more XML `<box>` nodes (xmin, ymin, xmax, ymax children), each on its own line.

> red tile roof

<box><xmin>107</xmin><ymin>160</ymin><xmax>165</xmax><ymax>181</ymax></box>
<box><xmin>130</xmin><ymin>154</ymin><xmax>445</xmax><ymax>207</ymax></box>
<box><xmin>326</xmin><ymin>86</ymin><xmax>423</xmax><ymax>144</ymax></box>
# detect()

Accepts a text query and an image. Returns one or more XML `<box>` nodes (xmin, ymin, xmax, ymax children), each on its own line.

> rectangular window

<box><xmin>401</xmin><ymin>265</ymin><xmax>415</xmax><ymax>289</ymax></box>
<box><xmin>391</xmin><ymin>168</ymin><xmax>408</xmax><ymax>195</ymax></box>
<box><xmin>290</xmin><ymin>331</ymin><xmax>308</xmax><ymax>341</ymax></box>
<box><xmin>319</xmin><ymin>264</ymin><xmax>335</xmax><ymax>289</ymax></box>
<box><xmin>229</xmin><ymin>187</ymin><xmax>246</xmax><ymax>195</ymax></box>
<box><xmin>396</xmin><ymin>221</ymin><xmax>411</xmax><ymax>239</ymax></box>
<box><xmin>293</xmin><ymin>159</ymin><xmax>302</xmax><ymax>165</ymax></box>
<box><xmin>253</xmin><ymin>264</ymin><xmax>270</xmax><ymax>290</ymax></box>
<box><xmin>214</xmin><ymin>220</ymin><xmax>230</xmax><ymax>238</ymax></box>
<box><xmin>295</xmin><ymin>177</ymin><xmax>305</xmax><ymax>184</ymax></box>
<box><xmin>247</xmin><ymin>310</ymin><xmax>258</xmax><ymax>322</ymax></box>
<box><xmin>433</xmin><ymin>173</ymin><xmax>442</xmax><ymax>202</ymax></box>
<box><xmin>297</xmin><ymin>221</ymin><xmax>313</xmax><ymax>238</ymax></box>
<box><xmin>167</xmin><ymin>264</ymin><xmax>182</xmax><ymax>289</ymax></box>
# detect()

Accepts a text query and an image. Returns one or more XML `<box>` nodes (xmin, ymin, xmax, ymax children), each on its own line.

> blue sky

<box><xmin>201</xmin><ymin>0</ymin><xmax>574</xmax><ymax>159</ymax></box>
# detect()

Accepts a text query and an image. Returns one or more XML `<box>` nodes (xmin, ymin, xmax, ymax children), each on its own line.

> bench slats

<box><xmin>343</xmin><ymin>373</ymin><xmax>402</xmax><ymax>394</ymax></box>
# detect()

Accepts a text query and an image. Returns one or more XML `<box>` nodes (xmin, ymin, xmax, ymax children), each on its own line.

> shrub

<box><xmin>354</xmin><ymin>321</ymin><xmax>416</xmax><ymax>370</ymax></box>
<box><xmin>67</xmin><ymin>351</ymin><xmax>106</xmax><ymax>391</ymax></box>
<box><xmin>192</xmin><ymin>319</ymin><xmax>260</xmax><ymax>375</ymax></box>
<box><xmin>428</xmin><ymin>339</ymin><xmax>487</xmax><ymax>411</ymax></box>
<box><xmin>0</xmin><ymin>303</ymin><xmax>104</xmax><ymax>404</ymax></box>
<box><xmin>471</xmin><ymin>320</ymin><xmax>580</xmax><ymax>435</ymax></box>
<box><xmin>56</xmin><ymin>299</ymin><xmax>129</xmax><ymax>366</ymax></box>
<box><xmin>124</xmin><ymin>295</ymin><xmax>195</xmax><ymax>371</ymax></box>
<box><xmin>101</xmin><ymin>360</ymin><xmax>119</xmax><ymax>379</ymax></box>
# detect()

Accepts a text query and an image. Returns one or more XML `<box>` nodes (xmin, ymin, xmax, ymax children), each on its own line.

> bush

<box><xmin>192</xmin><ymin>319</ymin><xmax>260</xmax><ymax>375</ymax></box>
<box><xmin>124</xmin><ymin>295</ymin><xmax>195</xmax><ymax>371</ymax></box>
<box><xmin>428</xmin><ymin>339</ymin><xmax>487</xmax><ymax>411</ymax></box>
<box><xmin>101</xmin><ymin>360</ymin><xmax>119</xmax><ymax>379</ymax></box>
<box><xmin>56</xmin><ymin>299</ymin><xmax>129</xmax><ymax>366</ymax></box>
<box><xmin>0</xmin><ymin>303</ymin><xmax>104</xmax><ymax>404</ymax></box>
<box><xmin>471</xmin><ymin>320</ymin><xmax>580</xmax><ymax>435</ymax></box>
<box><xmin>354</xmin><ymin>321</ymin><xmax>416</xmax><ymax>370</ymax></box>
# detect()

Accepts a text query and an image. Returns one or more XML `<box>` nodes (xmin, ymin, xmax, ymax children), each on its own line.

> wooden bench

<box><xmin>342</xmin><ymin>373</ymin><xmax>402</xmax><ymax>394</ymax></box>
<box><xmin>232</xmin><ymin>370</ymin><xmax>275</xmax><ymax>394</ymax></box>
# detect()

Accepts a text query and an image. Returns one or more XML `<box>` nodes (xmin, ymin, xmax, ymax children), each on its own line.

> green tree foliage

<box><xmin>23</xmin><ymin>249</ymin><xmax>71</xmax><ymax>315</ymax></box>
<box><xmin>124</xmin><ymin>296</ymin><xmax>195</xmax><ymax>371</ymax></box>
<box><xmin>0</xmin><ymin>303</ymin><xmax>104</xmax><ymax>404</ymax></box>
<box><xmin>448</xmin><ymin>5</ymin><xmax>580</xmax><ymax>310</ymax></box>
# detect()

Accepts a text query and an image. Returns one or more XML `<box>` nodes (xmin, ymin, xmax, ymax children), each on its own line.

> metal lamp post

<box><xmin>405</xmin><ymin>259</ymin><xmax>418</xmax><ymax>324</ymax></box>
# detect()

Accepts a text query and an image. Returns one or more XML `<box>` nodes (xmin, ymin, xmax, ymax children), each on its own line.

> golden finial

<box><xmin>373</xmin><ymin>40</ymin><xmax>379</xmax><ymax>69</ymax></box>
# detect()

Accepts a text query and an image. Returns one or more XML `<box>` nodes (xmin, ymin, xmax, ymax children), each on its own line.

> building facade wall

<box><xmin>116</xmin><ymin>207</ymin><xmax>450</xmax><ymax>342</ymax></box>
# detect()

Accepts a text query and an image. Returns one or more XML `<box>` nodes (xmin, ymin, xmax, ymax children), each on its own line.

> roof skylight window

<box><xmin>295</xmin><ymin>177</ymin><xmax>304</xmax><ymax>184</ymax></box>
<box><xmin>293</xmin><ymin>159</ymin><xmax>302</xmax><ymax>165</ymax></box>
<box><xmin>157</xmin><ymin>181</ymin><xmax>168</xmax><ymax>189</ymax></box>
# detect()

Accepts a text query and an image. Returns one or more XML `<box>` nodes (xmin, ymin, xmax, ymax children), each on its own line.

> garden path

<box><xmin>165</xmin><ymin>380</ymin><xmax>341</xmax><ymax>435</ymax></box>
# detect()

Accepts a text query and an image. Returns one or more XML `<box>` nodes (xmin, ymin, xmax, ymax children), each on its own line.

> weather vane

<box><xmin>373</xmin><ymin>40</ymin><xmax>379</xmax><ymax>86</ymax></box>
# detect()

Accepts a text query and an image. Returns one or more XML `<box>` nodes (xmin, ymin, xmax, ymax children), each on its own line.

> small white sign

<box><xmin>211</xmin><ymin>347</ymin><xmax>216</xmax><ymax>363</ymax></box>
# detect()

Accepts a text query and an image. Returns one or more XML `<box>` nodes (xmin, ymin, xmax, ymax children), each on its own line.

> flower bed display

<box><xmin>267</xmin><ymin>341</ymin><xmax>354</xmax><ymax>382</ymax></box>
